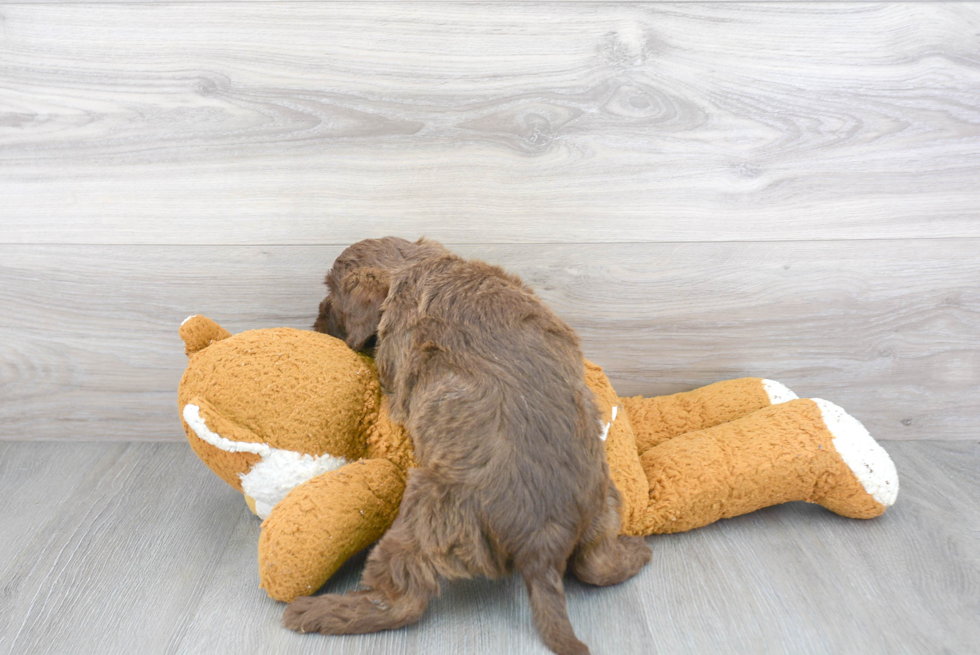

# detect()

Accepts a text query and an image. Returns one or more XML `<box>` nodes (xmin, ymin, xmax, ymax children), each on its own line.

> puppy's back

<box><xmin>381</xmin><ymin>255</ymin><xmax>607</xmax><ymax>542</ymax></box>
<box><xmin>290</xmin><ymin>243</ymin><xmax>650</xmax><ymax>655</ymax></box>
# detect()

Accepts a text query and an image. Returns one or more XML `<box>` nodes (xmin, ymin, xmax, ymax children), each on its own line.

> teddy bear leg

<box><xmin>283</xmin><ymin>519</ymin><xmax>434</xmax><ymax>635</ymax></box>
<box><xmin>258</xmin><ymin>458</ymin><xmax>406</xmax><ymax>602</ymax></box>
<box><xmin>805</xmin><ymin>399</ymin><xmax>899</xmax><ymax>517</ymax></box>
<box><xmin>621</xmin><ymin>378</ymin><xmax>798</xmax><ymax>455</ymax></box>
<box><xmin>636</xmin><ymin>399</ymin><xmax>898</xmax><ymax>535</ymax></box>
<box><xmin>284</xmin><ymin>472</ymin><xmax>448</xmax><ymax>637</ymax></box>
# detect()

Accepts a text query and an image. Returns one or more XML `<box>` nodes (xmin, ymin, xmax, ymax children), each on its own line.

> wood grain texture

<box><xmin>1</xmin><ymin>440</ymin><xmax>977</xmax><ymax>654</ymax></box>
<box><xmin>1</xmin><ymin>240</ymin><xmax>976</xmax><ymax>442</ymax></box>
<box><xmin>0</xmin><ymin>442</ymin><xmax>113</xmax><ymax>600</ymax></box>
<box><xmin>1</xmin><ymin>3</ymin><xmax>979</xmax><ymax>244</ymax></box>
<box><xmin>0</xmin><ymin>442</ymin><xmax>246</xmax><ymax>655</ymax></box>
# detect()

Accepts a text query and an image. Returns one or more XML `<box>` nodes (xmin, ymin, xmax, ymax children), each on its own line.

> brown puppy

<box><xmin>289</xmin><ymin>237</ymin><xmax>651</xmax><ymax>655</ymax></box>
<box><xmin>313</xmin><ymin>237</ymin><xmax>449</xmax><ymax>352</ymax></box>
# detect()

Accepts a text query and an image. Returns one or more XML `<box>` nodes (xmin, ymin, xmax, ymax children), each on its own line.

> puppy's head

<box><xmin>314</xmin><ymin>237</ymin><xmax>446</xmax><ymax>352</ymax></box>
<box><xmin>323</xmin><ymin>267</ymin><xmax>390</xmax><ymax>352</ymax></box>
<box><xmin>313</xmin><ymin>296</ymin><xmax>342</xmax><ymax>339</ymax></box>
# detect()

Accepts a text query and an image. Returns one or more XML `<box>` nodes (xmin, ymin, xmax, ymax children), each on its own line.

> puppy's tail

<box><xmin>179</xmin><ymin>315</ymin><xmax>232</xmax><ymax>358</ymax></box>
<box><xmin>520</xmin><ymin>559</ymin><xmax>591</xmax><ymax>655</ymax></box>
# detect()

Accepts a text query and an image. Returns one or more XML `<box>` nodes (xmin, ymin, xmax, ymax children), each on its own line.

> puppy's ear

<box><xmin>341</xmin><ymin>268</ymin><xmax>390</xmax><ymax>351</ymax></box>
<box><xmin>313</xmin><ymin>296</ymin><xmax>341</xmax><ymax>336</ymax></box>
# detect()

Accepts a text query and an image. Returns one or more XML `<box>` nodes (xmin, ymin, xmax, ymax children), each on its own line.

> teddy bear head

<box><xmin>177</xmin><ymin>315</ymin><xmax>383</xmax><ymax>517</ymax></box>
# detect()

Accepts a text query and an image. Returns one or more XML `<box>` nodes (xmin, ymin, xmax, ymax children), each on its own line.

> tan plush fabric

<box><xmin>178</xmin><ymin>316</ymin><xmax>417</xmax><ymax>602</ymax></box>
<box><xmin>622</xmin><ymin>377</ymin><xmax>772</xmax><ymax>454</ymax></box>
<box><xmin>365</xmin><ymin>396</ymin><xmax>417</xmax><ymax>472</ymax></box>
<box><xmin>583</xmin><ymin>361</ymin><xmax>648</xmax><ymax>536</ymax></box>
<box><xmin>178</xmin><ymin>319</ymin><xmax>380</xmax><ymax>474</ymax></box>
<box><xmin>182</xmin><ymin>395</ymin><xmax>264</xmax><ymax>491</ymax></box>
<box><xmin>258</xmin><ymin>458</ymin><xmax>407</xmax><ymax>602</ymax></box>
<box><xmin>639</xmin><ymin>398</ymin><xmax>887</xmax><ymax>534</ymax></box>
<box><xmin>179</xmin><ymin>315</ymin><xmax>232</xmax><ymax>357</ymax></box>
<box><xmin>178</xmin><ymin>316</ymin><xmax>895</xmax><ymax>602</ymax></box>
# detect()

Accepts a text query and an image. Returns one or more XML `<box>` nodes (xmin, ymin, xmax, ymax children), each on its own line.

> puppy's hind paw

<box><xmin>284</xmin><ymin>590</ymin><xmax>392</xmax><ymax>635</ymax></box>
<box><xmin>620</xmin><ymin>535</ymin><xmax>653</xmax><ymax>572</ymax></box>
<box><xmin>282</xmin><ymin>596</ymin><xmax>328</xmax><ymax>635</ymax></box>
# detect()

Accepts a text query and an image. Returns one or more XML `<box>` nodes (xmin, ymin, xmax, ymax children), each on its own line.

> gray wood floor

<box><xmin>0</xmin><ymin>439</ymin><xmax>977</xmax><ymax>655</ymax></box>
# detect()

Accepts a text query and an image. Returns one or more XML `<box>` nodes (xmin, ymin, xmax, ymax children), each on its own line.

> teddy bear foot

<box><xmin>810</xmin><ymin>399</ymin><xmax>899</xmax><ymax>519</ymax></box>
<box><xmin>762</xmin><ymin>379</ymin><xmax>798</xmax><ymax>404</ymax></box>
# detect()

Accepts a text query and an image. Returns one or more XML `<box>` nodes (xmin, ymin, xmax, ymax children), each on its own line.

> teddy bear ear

<box><xmin>179</xmin><ymin>315</ymin><xmax>232</xmax><ymax>358</ymax></box>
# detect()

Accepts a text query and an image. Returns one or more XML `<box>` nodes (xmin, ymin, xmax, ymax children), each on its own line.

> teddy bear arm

<box><xmin>580</xmin><ymin>361</ymin><xmax>650</xmax><ymax>536</ymax></box>
<box><xmin>258</xmin><ymin>458</ymin><xmax>407</xmax><ymax>602</ymax></box>
<box><xmin>636</xmin><ymin>399</ymin><xmax>898</xmax><ymax>535</ymax></box>
<box><xmin>622</xmin><ymin>377</ymin><xmax>791</xmax><ymax>456</ymax></box>
<box><xmin>364</xmin><ymin>396</ymin><xmax>417</xmax><ymax>471</ymax></box>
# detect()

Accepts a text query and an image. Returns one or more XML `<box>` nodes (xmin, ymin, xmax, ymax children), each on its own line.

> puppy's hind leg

<box><xmin>571</xmin><ymin>485</ymin><xmax>652</xmax><ymax>587</ymax></box>
<box><xmin>283</xmin><ymin>516</ymin><xmax>438</xmax><ymax>635</ymax></box>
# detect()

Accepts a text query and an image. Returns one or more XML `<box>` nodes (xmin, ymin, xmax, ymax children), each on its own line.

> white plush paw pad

<box><xmin>241</xmin><ymin>449</ymin><xmax>349</xmax><ymax>520</ymax></box>
<box><xmin>762</xmin><ymin>379</ymin><xmax>799</xmax><ymax>404</ymax></box>
<box><xmin>814</xmin><ymin>399</ymin><xmax>899</xmax><ymax>507</ymax></box>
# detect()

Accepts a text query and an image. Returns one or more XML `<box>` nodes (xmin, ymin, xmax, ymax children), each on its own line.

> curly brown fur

<box><xmin>314</xmin><ymin>237</ymin><xmax>450</xmax><ymax>352</ymax></box>
<box><xmin>296</xmin><ymin>237</ymin><xmax>651</xmax><ymax>655</ymax></box>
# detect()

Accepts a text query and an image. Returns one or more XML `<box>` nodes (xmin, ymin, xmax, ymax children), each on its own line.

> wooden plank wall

<box><xmin>1</xmin><ymin>3</ymin><xmax>978</xmax><ymax>441</ymax></box>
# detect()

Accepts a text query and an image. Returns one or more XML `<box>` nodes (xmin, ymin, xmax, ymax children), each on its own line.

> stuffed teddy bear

<box><xmin>177</xmin><ymin>315</ymin><xmax>898</xmax><ymax>603</ymax></box>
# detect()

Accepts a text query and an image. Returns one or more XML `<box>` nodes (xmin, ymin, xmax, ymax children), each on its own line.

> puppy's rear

<box><xmin>290</xmin><ymin>239</ymin><xmax>651</xmax><ymax>655</ymax></box>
